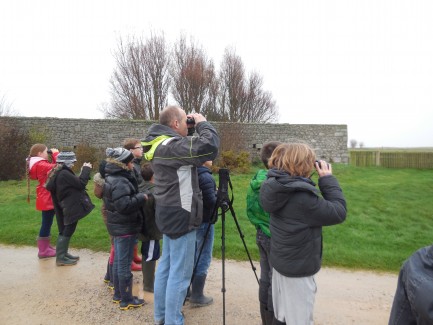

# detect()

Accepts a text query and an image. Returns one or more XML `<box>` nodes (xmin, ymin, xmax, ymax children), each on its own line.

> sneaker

<box><xmin>103</xmin><ymin>273</ymin><xmax>110</xmax><ymax>283</ymax></box>
<box><xmin>119</xmin><ymin>296</ymin><xmax>145</xmax><ymax>310</ymax></box>
<box><xmin>107</xmin><ymin>282</ymin><xmax>114</xmax><ymax>290</ymax></box>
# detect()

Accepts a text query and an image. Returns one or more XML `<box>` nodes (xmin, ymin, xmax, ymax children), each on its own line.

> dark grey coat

<box><xmin>260</xmin><ymin>169</ymin><xmax>347</xmax><ymax>277</ymax></box>
<box><xmin>142</xmin><ymin>121</ymin><xmax>219</xmax><ymax>239</ymax></box>
<box><xmin>45</xmin><ymin>164</ymin><xmax>94</xmax><ymax>225</ymax></box>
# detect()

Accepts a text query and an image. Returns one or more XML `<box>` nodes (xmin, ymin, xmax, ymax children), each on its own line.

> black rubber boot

<box><xmin>119</xmin><ymin>276</ymin><xmax>145</xmax><ymax>310</ymax></box>
<box><xmin>104</xmin><ymin>260</ymin><xmax>110</xmax><ymax>283</ymax></box>
<box><xmin>142</xmin><ymin>260</ymin><xmax>156</xmax><ymax>293</ymax></box>
<box><xmin>272</xmin><ymin>317</ymin><xmax>286</xmax><ymax>325</ymax></box>
<box><xmin>65</xmin><ymin>251</ymin><xmax>79</xmax><ymax>261</ymax></box>
<box><xmin>189</xmin><ymin>274</ymin><xmax>213</xmax><ymax>307</ymax></box>
<box><xmin>108</xmin><ymin>262</ymin><xmax>114</xmax><ymax>290</ymax></box>
<box><xmin>56</xmin><ymin>235</ymin><xmax>77</xmax><ymax>266</ymax></box>
<box><xmin>260</xmin><ymin>302</ymin><xmax>275</xmax><ymax>325</ymax></box>
<box><xmin>112</xmin><ymin>267</ymin><xmax>121</xmax><ymax>304</ymax></box>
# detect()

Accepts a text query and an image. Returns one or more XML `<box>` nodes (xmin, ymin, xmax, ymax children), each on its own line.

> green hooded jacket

<box><xmin>246</xmin><ymin>169</ymin><xmax>270</xmax><ymax>237</ymax></box>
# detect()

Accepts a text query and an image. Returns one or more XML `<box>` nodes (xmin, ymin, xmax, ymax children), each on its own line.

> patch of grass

<box><xmin>1</xmin><ymin>164</ymin><xmax>432</xmax><ymax>273</ymax></box>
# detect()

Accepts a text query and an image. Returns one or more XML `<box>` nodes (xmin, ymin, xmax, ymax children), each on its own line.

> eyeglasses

<box><xmin>133</xmin><ymin>146</ymin><xmax>143</xmax><ymax>150</ymax></box>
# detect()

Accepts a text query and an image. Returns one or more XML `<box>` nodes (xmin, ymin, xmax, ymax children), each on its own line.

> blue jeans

<box><xmin>113</xmin><ymin>235</ymin><xmax>136</xmax><ymax>299</ymax></box>
<box><xmin>257</xmin><ymin>228</ymin><xmax>273</xmax><ymax>312</ymax></box>
<box><xmin>194</xmin><ymin>223</ymin><xmax>214</xmax><ymax>276</ymax></box>
<box><xmin>154</xmin><ymin>230</ymin><xmax>196</xmax><ymax>325</ymax></box>
<box><xmin>39</xmin><ymin>210</ymin><xmax>55</xmax><ymax>237</ymax></box>
<box><xmin>388</xmin><ymin>245</ymin><xmax>433</xmax><ymax>324</ymax></box>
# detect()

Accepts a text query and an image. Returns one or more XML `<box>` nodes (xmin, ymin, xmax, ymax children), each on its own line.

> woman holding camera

<box><xmin>26</xmin><ymin>143</ymin><xmax>59</xmax><ymax>259</ymax></box>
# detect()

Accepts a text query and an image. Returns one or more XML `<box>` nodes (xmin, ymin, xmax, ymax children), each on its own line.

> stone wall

<box><xmin>3</xmin><ymin>117</ymin><xmax>348</xmax><ymax>163</ymax></box>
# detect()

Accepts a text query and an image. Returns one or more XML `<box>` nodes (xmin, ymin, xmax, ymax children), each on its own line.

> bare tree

<box><xmin>201</xmin><ymin>76</ymin><xmax>221</xmax><ymax>121</ymax></box>
<box><xmin>142</xmin><ymin>31</ymin><xmax>170</xmax><ymax>120</ymax></box>
<box><xmin>218</xmin><ymin>48</ymin><xmax>246</xmax><ymax>122</ymax></box>
<box><xmin>170</xmin><ymin>35</ymin><xmax>216</xmax><ymax>114</ymax></box>
<box><xmin>218</xmin><ymin>48</ymin><xmax>277</xmax><ymax>123</ymax></box>
<box><xmin>0</xmin><ymin>93</ymin><xmax>18</xmax><ymax>116</ymax></box>
<box><xmin>350</xmin><ymin>139</ymin><xmax>358</xmax><ymax>148</ymax></box>
<box><xmin>244</xmin><ymin>72</ymin><xmax>278</xmax><ymax>122</ymax></box>
<box><xmin>105</xmin><ymin>32</ymin><xmax>169</xmax><ymax>120</ymax></box>
<box><xmin>106</xmin><ymin>36</ymin><xmax>148</xmax><ymax>119</ymax></box>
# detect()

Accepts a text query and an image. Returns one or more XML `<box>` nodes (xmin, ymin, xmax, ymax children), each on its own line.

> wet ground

<box><xmin>0</xmin><ymin>244</ymin><xmax>397</xmax><ymax>324</ymax></box>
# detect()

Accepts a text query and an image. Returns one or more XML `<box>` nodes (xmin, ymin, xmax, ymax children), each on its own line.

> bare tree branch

<box><xmin>106</xmin><ymin>33</ymin><xmax>169</xmax><ymax>120</ymax></box>
<box><xmin>171</xmin><ymin>35</ymin><xmax>216</xmax><ymax>114</ymax></box>
<box><xmin>0</xmin><ymin>93</ymin><xmax>18</xmax><ymax>117</ymax></box>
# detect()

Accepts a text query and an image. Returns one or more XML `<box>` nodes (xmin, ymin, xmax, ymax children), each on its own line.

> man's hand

<box><xmin>188</xmin><ymin>113</ymin><xmax>206</xmax><ymax>124</ymax></box>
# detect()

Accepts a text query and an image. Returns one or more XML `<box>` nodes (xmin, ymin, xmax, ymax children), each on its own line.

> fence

<box><xmin>350</xmin><ymin>150</ymin><xmax>433</xmax><ymax>168</ymax></box>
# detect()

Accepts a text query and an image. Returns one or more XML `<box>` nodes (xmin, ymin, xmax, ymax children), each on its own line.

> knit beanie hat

<box><xmin>56</xmin><ymin>152</ymin><xmax>77</xmax><ymax>167</ymax></box>
<box><xmin>106</xmin><ymin>147</ymin><xmax>134</xmax><ymax>164</ymax></box>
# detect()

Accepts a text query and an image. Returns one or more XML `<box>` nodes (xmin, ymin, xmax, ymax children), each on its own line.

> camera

<box><xmin>315</xmin><ymin>160</ymin><xmax>329</xmax><ymax>168</ymax></box>
<box><xmin>187</xmin><ymin>117</ymin><xmax>195</xmax><ymax>136</ymax></box>
<box><xmin>47</xmin><ymin>149</ymin><xmax>53</xmax><ymax>155</ymax></box>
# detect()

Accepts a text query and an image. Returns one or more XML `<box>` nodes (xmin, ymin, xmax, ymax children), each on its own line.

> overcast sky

<box><xmin>1</xmin><ymin>0</ymin><xmax>432</xmax><ymax>148</ymax></box>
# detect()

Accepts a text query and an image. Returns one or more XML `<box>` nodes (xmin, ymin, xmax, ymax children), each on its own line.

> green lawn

<box><xmin>1</xmin><ymin>164</ymin><xmax>432</xmax><ymax>273</ymax></box>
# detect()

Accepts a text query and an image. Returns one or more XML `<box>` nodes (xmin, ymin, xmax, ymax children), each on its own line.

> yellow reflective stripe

<box><xmin>141</xmin><ymin>135</ymin><xmax>171</xmax><ymax>161</ymax></box>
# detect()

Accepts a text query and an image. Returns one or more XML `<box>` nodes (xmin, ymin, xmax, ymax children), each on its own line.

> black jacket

<box><xmin>45</xmin><ymin>164</ymin><xmax>94</xmax><ymax>226</ymax></box>
<box><xmin>132</xmin><ymin>157</ymin><xmax>146</xmax><ymax>193</ymax></box>
<box><xmin>103</xmin><ymin>159</ymin><xmax>146</xmax><ymax>237</ymax></box>
<box><xmin>138</xmin><ymin>181</ymin><xmax>162</xmax><ymax>242</ymax></box>
<box><xmin>260</xmin><ymin>169</ymin><xmax>347</xmax><ymax>277</ymax></box>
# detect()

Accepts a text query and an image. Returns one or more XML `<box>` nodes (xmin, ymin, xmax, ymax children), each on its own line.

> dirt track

<box><xmin>0</xmin><ymin>244</ymin><xmax>397</xmax><ymax>325</ymax></box>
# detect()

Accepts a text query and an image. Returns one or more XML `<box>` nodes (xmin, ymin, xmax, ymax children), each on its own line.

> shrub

<box><xmin>73</xmin><ymin>143</ymin><xmax>100</xmax><ymax>174</ymax></box>
<box><xmin>0</xmin><ymin>118</ymin><xmax>34</xmax><ymax>180</ymax></box>
<box><xmin>216</xmin><ymin>150</ymin><xmax>251</xmax><ymax>173</ymax></box>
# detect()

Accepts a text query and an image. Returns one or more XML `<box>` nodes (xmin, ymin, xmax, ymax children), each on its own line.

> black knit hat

<box><xmin>106</xmin><ymin>147</ymin><xmax>134</xmax><ymax>164</ymax></box>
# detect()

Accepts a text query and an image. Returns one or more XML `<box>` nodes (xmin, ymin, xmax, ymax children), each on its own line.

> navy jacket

<box><xmin>198</xmin><ymin>166</ymin><xmax>217</xmax><ymax>223</ymax></box>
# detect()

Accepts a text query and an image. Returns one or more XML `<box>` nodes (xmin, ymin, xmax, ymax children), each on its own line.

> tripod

<box><xmin>209</xmin><ymin>168</ymin><xmax>259</xmax><ymax>325</ymax></box>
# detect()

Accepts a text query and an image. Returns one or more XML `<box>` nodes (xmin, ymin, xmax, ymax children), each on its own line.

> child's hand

<box><xmin>315</xmin><ymin>160</ymin><xmax>332</xmax><ymax>177</ymax></box>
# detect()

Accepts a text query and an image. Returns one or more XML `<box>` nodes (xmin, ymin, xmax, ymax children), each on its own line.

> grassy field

<box><xmin>1</xmin><ymin>164</ymin><xmax>432</xmax><ymax>273</ymax></box>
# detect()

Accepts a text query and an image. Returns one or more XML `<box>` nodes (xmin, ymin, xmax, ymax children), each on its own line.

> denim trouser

<box><xmin>113</xmin><ymin>235</ymin><xmax>136</xmax><ymax>298</ymax></box>
<box><xmin>193</xmin><ymin>223</ymin><xmax>214</xmax><ymax>276</ymax></box>
<box><xmin>388</xmin><ymin>245</ymin><xmax>433</xmax><ymax>325</ymax></box>
<box><xmin>39</xmin><ymin>210</ymin><xmax>55</xmax><ymax>237</ymax></box>
<box><xmin>257</xmin><ymin>228</ymin><xmax>273</xmax><ymax>312</ymax></box>
<box><xmin>154</xmin><ymin>230</ymin><xmax>196</xmax><ymax>325</ymax></box>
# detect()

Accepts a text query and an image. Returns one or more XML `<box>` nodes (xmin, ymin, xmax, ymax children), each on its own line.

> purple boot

<box><xmin>37</xmin><ymin>236</ymin><xmax>56</xmax><ymax>258</ymax></box>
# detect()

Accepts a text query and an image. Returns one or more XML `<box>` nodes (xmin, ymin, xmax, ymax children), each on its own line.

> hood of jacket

<box><xmin>44</xmin><ymin>164</ymin><xmax>65</xmax><ymax>192</ymax></box>
<box><xmin>104</xmin><ymin>159</ymin><xmax>138</xmax><ymax>189</ymax></box>
<box><xmin>141</xmin><ymin>124</ymin><xmax>176</xmax><ymax>161</ymax></box>
<box><xmin>260</xmin><ymin>168</ymin><xmax>319</xmax><ymax>213</ymax></box>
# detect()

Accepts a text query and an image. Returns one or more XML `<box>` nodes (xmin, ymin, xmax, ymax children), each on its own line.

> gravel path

<box><xmin>0</xmin><ymin>244</ymin><xmax>397</xmax><ymax>325</ymax></box>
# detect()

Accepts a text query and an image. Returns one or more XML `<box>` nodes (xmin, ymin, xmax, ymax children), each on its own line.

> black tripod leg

<box><xmin>221</xmin><ymin>210</ymin><xmax>226</xmax><ymax>325</ymax></box>
<box><xmin>228</xmin><ymin>203</ymin><xmax>260</xmax><ymax>285</ymax></box>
